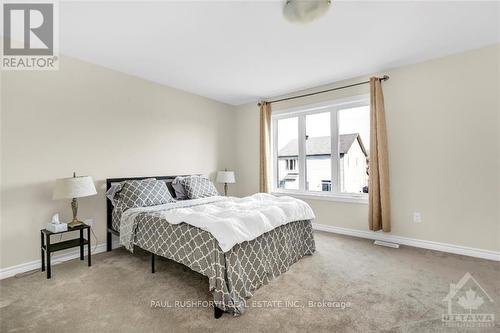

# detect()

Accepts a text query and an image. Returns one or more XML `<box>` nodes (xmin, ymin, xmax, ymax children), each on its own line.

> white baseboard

<box><xmin>0</xmin><ymin>240</ymin><xmax>121</xmax><ymax>280</ymax></box>
<box><xmin>3</xmin><ymin>226</ymin><xmax>498</xmax><ymax>279</ymax></box>
<box><xmin>312</xmin><ymin>223</ymin><xmax>500</xmax><ymax>262</ymax></box>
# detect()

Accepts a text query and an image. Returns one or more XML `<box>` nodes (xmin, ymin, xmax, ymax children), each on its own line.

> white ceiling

<box><xmin>60</xmin><ymin>1</ymin><xmax>500</xmax><ymax>105</ymax></box>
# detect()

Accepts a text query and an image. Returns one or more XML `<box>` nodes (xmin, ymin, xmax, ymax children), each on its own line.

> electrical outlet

<box><xmin>413</xmin><ymin>212</ymin><xmax>422</xmax><ymax>223</ymax></box>
<box><xmin>84</xmin><ymin>219</ymin><xmax>94</xmax><ymax>226</ymax></box>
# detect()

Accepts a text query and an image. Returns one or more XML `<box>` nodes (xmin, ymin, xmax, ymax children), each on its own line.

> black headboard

<box><xmin>105</xmin><ymin>175</ymin><xmax>190</xmax><ymax>251</ymax></box>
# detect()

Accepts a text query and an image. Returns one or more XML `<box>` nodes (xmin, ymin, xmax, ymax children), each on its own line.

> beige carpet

<box><xmin>1</xmin><ymin>231</ymin><xmax>499</xmax><ymax>332</ymax></box>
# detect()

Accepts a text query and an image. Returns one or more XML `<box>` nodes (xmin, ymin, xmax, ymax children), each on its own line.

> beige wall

<box><xmin>0</xmin><ymin>56</ymin><xmax>236</xmax><ymax>269</ymax></box>
<box><xmin>235</xmin><ymin>44</ymin><xmax>500</xmax><ymax>252</ymax></box>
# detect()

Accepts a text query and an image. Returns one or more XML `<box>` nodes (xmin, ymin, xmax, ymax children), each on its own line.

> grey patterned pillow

<box><xmin>180</xmin><ymin>176</ymin><xmax>219</xmax><ymax>199</ymax></box>
<box><xmin>118</xmin><ymin>179</ymin><xmax>175</xmax><ymax>208</ymax></box>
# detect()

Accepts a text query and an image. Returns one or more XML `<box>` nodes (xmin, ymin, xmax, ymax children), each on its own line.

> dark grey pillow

<box><xmin>171</xmin><ymin>177</ymin><xmax>188</xmax><ymax>200</ymax></box>
<box><xmin>118</xmin><ymin>179</ymin><xmax>175</xmax><ymax>208</ymax></box>
<box><xmin>180</xmin><ymin>176</ymin><xmax>219</xmax><ymax>199</ymax></box>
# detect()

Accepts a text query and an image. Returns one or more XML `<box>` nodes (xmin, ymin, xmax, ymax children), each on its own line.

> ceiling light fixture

<box><xmin>283</xmin><ymin>0</ymin><xmax>331</xmax><ymax>24</ymax></box>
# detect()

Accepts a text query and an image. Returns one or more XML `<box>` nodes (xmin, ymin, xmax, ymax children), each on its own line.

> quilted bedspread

<box><xmin>134</xmin><ymin>217</ymin><xmax>315</xmax><ymax>315</ymax></box>
<box><xmin>120</xmin><ymin>194</ymin><xmax>315</xmax><ymax>252</ymax></box>
<box><xmin>117</xmin><ymin>194</ymin><xmax>316</xmax><ymax>315</ymax></box>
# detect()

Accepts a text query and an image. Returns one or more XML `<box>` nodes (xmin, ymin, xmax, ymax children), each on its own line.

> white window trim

<box><xmin>271</xmin><ymin>190</ymin><xmax>368</xmax><ymax>204</ymax></box>
<box><xmin>271</xmin><ymin>94</ymin><xmax>369</xmax><ymax>204</ymax></box>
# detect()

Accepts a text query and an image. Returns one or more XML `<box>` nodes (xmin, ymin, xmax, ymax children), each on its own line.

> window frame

<box><xmin>271</xmin><ymin>94</ymin><xmax>369</xmax><ymax>204</ymax></box>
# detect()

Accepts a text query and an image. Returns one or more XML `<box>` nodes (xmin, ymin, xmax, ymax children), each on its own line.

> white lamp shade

<box><xmin>216</xmin><ymin>171</ymin><xmax>235</xmax><ymax>184</ymax></box>
<box><xmin>53</xmin><ymin>176</ymin><xmax>97</xmax><ymax>199</ymax></box>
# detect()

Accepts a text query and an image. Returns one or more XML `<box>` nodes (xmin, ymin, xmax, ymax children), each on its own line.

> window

<box><xmin>286</xmin><ymin>159</ymin><xmax>297</xmax><ymax>171</ymax></box>
<box><xmin>321</xmin><ymin>180</ymin><xmax>332</xmax><ymax>192</ymax></box>
<box><xmin>306</xmin><ymin>111</ymin><xmax>331</xmax><ymax>192</ymax></box>
<box><xmin>276</xmin><ymin>117</ymin><xmax>299</xmax><ymax>190</ymax></box>
<box><xmin>272</xmin><ymin>96</ymin><xmax>370</xmax><ymax>200</ymax></box>
<box><xmin>338</xmin><ymin>106</ymin><xmax>370</xmax><ymax>193</ymax></box>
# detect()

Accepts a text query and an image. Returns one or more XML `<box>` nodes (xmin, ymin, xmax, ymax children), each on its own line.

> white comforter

<box><xmin>120</xmin><ymin>193</ymin><xmax>315</xmax><ymax>252</ymax></box>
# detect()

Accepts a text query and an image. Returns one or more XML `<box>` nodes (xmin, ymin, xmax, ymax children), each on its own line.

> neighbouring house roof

<box><xmin>278</xmin><ymin>134</ymin><xmax>368</xmax><ymax>158</ymax></box>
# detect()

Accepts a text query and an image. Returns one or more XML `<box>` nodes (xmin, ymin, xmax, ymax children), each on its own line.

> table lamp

<box><xmin>216</xmin><ymin>169</ymin><xmax>236</xmax><ymax>196</ymax></box>
<box><xmin>53</xmin><ymin>172</ymin><xmax>97</xmax><ymax>228</ymax></box>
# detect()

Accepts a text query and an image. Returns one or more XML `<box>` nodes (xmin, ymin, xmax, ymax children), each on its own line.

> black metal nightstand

<box><xmin>40</xmin><ymin>224</ymin><xmax>91</xmax><ymax>279</ymax></box>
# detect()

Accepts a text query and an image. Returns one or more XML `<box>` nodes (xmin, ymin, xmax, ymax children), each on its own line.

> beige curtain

<box><xmin>259</xmin><ymin>102</ymin><xmax>272</xmax><ymax>193</ymax></box>
<box><xmin>369</xmin><ymin>77</ymin><xmax>391</xmax><ymax>232</ymax></box>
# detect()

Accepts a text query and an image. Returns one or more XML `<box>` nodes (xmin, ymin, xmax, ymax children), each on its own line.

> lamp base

<box><xmin>67</xmin><ymin>219</ymin><xmax>84</xmax><ymax>228</ymax></box>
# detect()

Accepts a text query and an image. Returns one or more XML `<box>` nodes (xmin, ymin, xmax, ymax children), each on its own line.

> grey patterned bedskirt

<box><xmin>133</xmin><ymin>214</ymin><xmax>315</xmax><ymax>315</ymax></box>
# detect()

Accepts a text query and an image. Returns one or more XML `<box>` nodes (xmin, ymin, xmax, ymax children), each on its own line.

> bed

<box><xmin>105</xmin><ymin>175</ymin><xmax>316</xmax><ymax>317</ymax></box>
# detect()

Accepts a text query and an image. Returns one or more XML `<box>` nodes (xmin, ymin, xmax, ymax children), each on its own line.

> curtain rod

<box><xmin>258</xmin><ymin>75</ymin><xmax>389</xmax><ymax>106</ymax></box>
